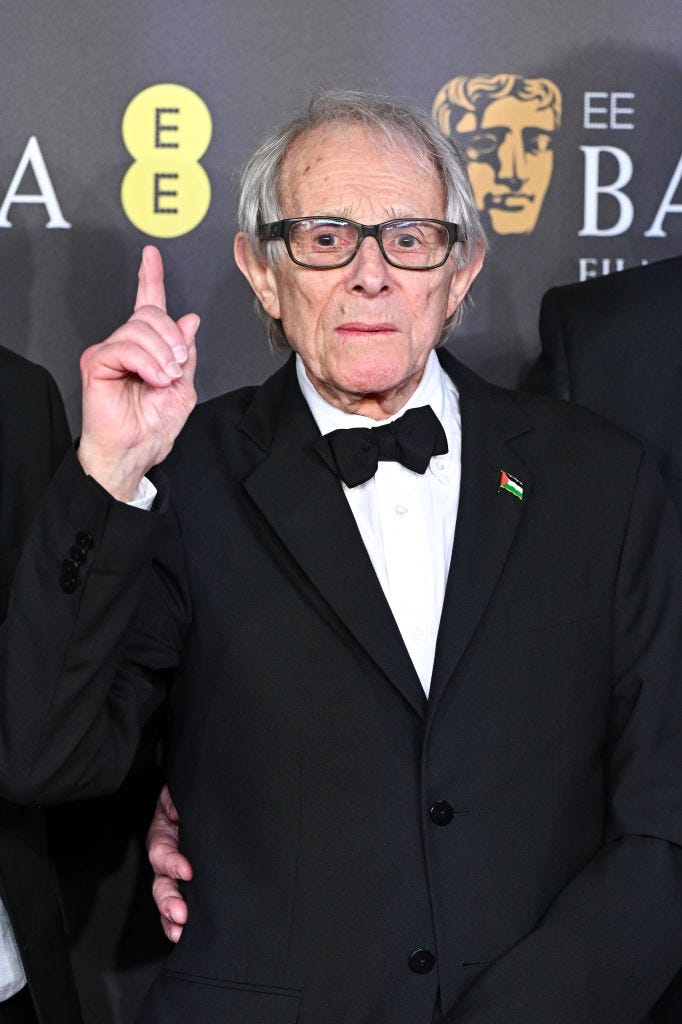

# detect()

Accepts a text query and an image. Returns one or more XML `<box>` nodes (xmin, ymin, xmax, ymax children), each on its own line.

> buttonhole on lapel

<box><xmin>461</xmin><ymin>960</ymin><xmax>491</xmax><ymax>968</ymax></box>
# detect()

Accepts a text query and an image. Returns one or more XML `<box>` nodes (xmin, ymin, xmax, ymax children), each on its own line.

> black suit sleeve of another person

<box><xmin>0</xmin><ymin>347</ymin><xmax>82</xmax><ymax>1024</ymax></box>
<box><xmin>443</xmin><ymin>451</ymin><xmax>682</xmax><ymax>1024</ymax></box>
<box><xmin>0</xmin><ymin>346</ymin><xmax>71</xmax><ymax>616</ymax></box>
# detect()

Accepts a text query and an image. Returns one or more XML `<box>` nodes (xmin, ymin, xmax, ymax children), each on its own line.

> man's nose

<box><xmin>495</xmin><ymin>132</ymin><xmax>528</xmax><ymax>190</ymax></box>
<box><xmin>347</xmin><ymin>236</ymin><xmax>392</xmax><ymax>294</ymax></box>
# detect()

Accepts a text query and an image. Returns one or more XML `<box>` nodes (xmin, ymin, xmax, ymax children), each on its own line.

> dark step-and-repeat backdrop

<box><xmin>2</xmin><ymin>1</ymin><xmax>680</xmax><ymax>428</ymax></box>
<box><xmin>1</xmin><ymin>2</ymin><xmax>680</xmax><ymax>1021</ymax></box>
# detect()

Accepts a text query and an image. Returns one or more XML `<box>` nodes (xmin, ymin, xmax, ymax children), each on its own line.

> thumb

<box><xmin>178</xmin><ymin>313</ymin><xmax>200</xmax><ymax>347</ymax></box>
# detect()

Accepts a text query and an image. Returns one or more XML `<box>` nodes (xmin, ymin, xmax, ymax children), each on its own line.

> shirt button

<box><xmin>429</xmin><ymin>800</ymin><xmax>455</xmax><ymax>826</ymax></box>
<box><xmin>410</xmin><ymin>628</ymin><xmax>424</xmax><ymax>644</ymax></box>
<box><xmin>394</xmin><ymin>504</ymin><xmax>408</xmax><ymax>517</ymax></box>
<box><xmin>408</xmin><ymin>948</ymin><xmax>435</xmax><ymax>974</ymax></box>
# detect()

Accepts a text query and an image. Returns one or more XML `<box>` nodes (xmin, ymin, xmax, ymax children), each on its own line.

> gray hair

<box><xmin>237</xmin><ymin>90</ymin><xmax>486</xmax><ymax>353</ymax></box>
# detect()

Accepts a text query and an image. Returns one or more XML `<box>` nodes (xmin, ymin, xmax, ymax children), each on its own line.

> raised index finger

<box><xmin>135</xmin><ymin>244</ymin><xmax>167</xmax><ymax>313</ymax></box>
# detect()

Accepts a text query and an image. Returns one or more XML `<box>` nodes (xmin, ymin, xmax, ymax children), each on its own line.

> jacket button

<box><xmin>408</xmin><ymin>948</ymin><xmax>435</xmax><ymax>974</ymax></box>
<box><xmin>429</xmin><ymin>800</ymin><xmax>454</xmax><ymax>826</ymax></box>
<box><xmin>60</xmin><ymin>572</ymin><xmax>78</xmax><ymax>594</ymax></box>
<box><xmin>69</xmin><ymin>545</ymin><xmax>87</xmax><ymax>565</ymax></box>
<box><xmin>76</xmin><ymin>530</ymin><xmax>94</xmax><ymax>550</ymax></box>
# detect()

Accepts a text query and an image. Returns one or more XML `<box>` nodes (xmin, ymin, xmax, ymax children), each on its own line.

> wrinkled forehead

<box><xmin>276</xmin><ymin>123</ymin><xmax>445</xmax><ymax>217</ymax></box>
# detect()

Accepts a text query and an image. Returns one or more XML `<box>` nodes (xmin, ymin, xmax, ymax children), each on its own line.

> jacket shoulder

<box><xmin>0</xmin><ymin>345</ymin><xmax>60</xmax><ymax>392</ymax></box>
<box><xmin>447</xmin><ymin>349</ymin><xmax>645</xmax><ymax>459</ymax></box>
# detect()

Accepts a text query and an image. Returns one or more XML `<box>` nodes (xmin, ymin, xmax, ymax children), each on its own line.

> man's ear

<box><xmin>234</xmin><ymin>233</ymin><xmax>281</xmax><ymax>319</ymax></box>
<box><xmin>446</xmin><ymin>244</ymin><xmax>485</xmax><ymax>320</ymax></box>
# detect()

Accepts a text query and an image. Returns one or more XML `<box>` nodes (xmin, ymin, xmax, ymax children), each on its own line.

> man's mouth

<box><xmin>336</xmin><ymin>322</ymin><xmax>397</xmax><ymax>335</ymax></box>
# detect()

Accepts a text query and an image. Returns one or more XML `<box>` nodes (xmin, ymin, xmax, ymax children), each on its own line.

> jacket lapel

<box><xmin>428</xmin><ymin>353</ymin><xmax>535</xmax><ymax>713</ymax></box>
<box><xmin>239</xmin><ymin>357</ymin><xmax>426</xmax><ymax>718</ymax></box>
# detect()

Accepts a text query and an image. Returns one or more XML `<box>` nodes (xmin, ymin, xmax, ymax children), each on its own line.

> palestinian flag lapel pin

<box><xmin>498</xmin><ymin>470</ymin><xmax>524</xmax><ymax>501</ymax></box>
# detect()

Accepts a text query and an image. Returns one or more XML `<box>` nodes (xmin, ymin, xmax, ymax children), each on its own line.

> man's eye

<box><xmin>396</xmin><ymin>234</ymin><xmax>418</xmax><ymax>249</ymax></box>
<box><xmin>313</xmin><ymin>232</ymin><xmax>338</xmax><ymax>248</ymax></box>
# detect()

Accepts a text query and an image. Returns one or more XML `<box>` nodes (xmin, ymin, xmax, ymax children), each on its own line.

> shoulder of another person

<box><xmin>0</xmin><ymin>345</ymin><xmax>58</xmax><ymax>388</ymax></box>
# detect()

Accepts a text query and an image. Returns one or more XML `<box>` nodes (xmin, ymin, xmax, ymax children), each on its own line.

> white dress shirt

<box><xmin>0</xmin><ymin>902</ymin><xmax>26</xmax><ymax>1001</ymax></box>
<box><xmin>297</xmin><ymin>350</ymin><xmax>461</xmax><ymax>694</ymax></box>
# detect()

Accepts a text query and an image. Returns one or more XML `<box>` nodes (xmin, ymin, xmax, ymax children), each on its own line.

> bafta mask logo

<box><xmin>433</xmin><ymin>74</ymin><xmax>562</xmax><ymax>235</ymax></box>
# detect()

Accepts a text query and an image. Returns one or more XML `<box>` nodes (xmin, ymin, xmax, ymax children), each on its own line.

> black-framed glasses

<box><xmin>258</xmin><ymin>217</ymin><xmax>464</xmax><ymax>270</ymax></box>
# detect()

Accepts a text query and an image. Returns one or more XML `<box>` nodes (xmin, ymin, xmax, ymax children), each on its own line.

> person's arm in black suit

<box><xmin>0</xmin><ymin>347</ymin><xmax>71</xmax><ymax>616</ymax></box>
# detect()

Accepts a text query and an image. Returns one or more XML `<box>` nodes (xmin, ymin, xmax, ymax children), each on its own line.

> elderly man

<box><xmin>1</xmin><ymin>92</ymin><xmax>682</xmax><ymax>1024</ymax></box>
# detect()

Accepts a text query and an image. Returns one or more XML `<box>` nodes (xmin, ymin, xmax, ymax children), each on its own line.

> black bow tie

<box><xmin>314</xmin><ymin>405</ymin><xmax>448</xmax><ymax>488</ymax></box>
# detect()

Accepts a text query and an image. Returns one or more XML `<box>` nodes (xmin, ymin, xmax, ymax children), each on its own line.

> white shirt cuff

<box><xmin>127</xmin><ymin>476</ymin><xmax>157</xmax><ymax>510</ymax></box>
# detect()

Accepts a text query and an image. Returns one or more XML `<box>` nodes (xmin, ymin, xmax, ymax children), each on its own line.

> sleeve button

<box><xmin>69</xmin><ymin>545</ymin><xmax>87</xmax><ymax>565</ymax></box>
<box><xmin>60</xmin><ymin>572</ymin><xmax>78</xmax><ymax>594</ymax></box>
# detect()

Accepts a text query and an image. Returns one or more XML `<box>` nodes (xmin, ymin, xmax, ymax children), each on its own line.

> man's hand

<box><xmin>147</xmin><ymin>785</ymin><xmax>192</xmax><ymax>943</ymax></box>
<box><xmin>78</xmin><ymin>245</ymin><xmax>199</xmax><ymax>501</ymax></box>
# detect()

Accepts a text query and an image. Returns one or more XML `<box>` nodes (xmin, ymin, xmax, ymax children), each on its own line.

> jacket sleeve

<box><xmin>445</xmin><ymin>452</ymin><xmax>682</xmax><ymax>1024</ymax></box>
<box><xmin>0</xmin><ymin>357</ymin><xmax>72</xmax><ymax>619</ymax></box>
<box><xmin>0</xmin><ymin>450</ymin><xmax>188</xmax><ymax>804</ymax></box>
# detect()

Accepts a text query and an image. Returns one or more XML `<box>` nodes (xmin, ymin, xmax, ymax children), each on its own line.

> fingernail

<box><xmin>166</xmin><ymin>361</ymin><xmax>183</xmax><ymax>379</ymax></box>
<box><xmin>173</xmin><ymin>346</ymin><xmax>188</xmax><ymax>364</ymax></box>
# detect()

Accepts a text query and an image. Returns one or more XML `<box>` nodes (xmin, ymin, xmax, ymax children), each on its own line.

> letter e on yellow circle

<box><xmin>121</xmin><ymin>83</ymin><xmax>212</xmax><ymax>237</ymax></box>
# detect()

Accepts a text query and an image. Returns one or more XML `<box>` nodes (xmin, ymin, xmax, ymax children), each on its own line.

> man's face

<box><xmin>236</xmin><ymin>125</ymin><xmax>481</xmax><ymax>417</ymax></box>
<box><xmin>455</xmin><ymin>96</ymin><xmax>555</xmax><ymax>235</ymax></box>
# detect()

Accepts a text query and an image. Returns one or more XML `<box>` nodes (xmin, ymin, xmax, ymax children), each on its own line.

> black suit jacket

<box><xmin>1</xmin><ymin>351</ymin><xmax>682</xmax><ymax>1024</ymax></box>
<box><xmin>523</xmin><ymin>255</ymin><xmax>682</xmax><ymax>523</ymax></box>
<box><xmin>0</xmin><ymin>346</ymin><xmax>82</xmax><ymax>1023</ymax></box>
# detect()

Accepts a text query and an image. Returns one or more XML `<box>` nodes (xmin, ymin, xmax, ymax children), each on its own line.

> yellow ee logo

<box><xmin>121</xmin><ymin>84</ymin><xmax>212</xmax><ymax>238</ymax></box>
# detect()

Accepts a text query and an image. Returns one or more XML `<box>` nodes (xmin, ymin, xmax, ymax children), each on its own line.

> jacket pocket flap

<box><xmin>509</xmin><ymin>588</ymin><xmax>604</xmax><ymax>634</ymax></box>
<box><xmin>140</xmin><ymin>970</ymin><xmax>301</xmax><ymax>1024</ymax></box>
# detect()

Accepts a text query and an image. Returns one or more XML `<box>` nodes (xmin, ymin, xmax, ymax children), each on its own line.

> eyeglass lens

<box><xmin>287</xmin><ymin>219</ymin><xmax>450</xmax><ymax>268</ymax></box>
